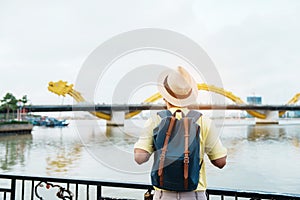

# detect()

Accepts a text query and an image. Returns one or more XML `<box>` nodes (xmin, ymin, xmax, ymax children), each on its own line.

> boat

<box><xmin>45</xmin><ymin>117</ymin><xmax>69</xmax><ymax>127</ymax></box>
<box><xmin>26</xmin><ymin>116</ymin><xmax>69</xmax><ymax>127</ymax></box>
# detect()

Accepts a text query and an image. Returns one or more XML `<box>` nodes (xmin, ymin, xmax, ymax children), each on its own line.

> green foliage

<box><xmin>1</xmin><ymin>92</ymin><xmax>17</xmax><ymax>108</ymax></box>
<box><xmin>19</xmin><ymin>95</ymin><xmax>28</xmax><ymax>104</ymax></box>
<box><xmin>0</xmin><ymin>93</ymin><xmax>29</xmax><ymax>120</ymax></box>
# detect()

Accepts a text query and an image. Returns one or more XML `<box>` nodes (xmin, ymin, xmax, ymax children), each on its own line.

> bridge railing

<box><xmin>20</xmin><ymin>104</ymin><xmax>300</xmax><ymax>113</ymax></box>
<box><xmin>0</xmin><ymin>174</ymin><xmax>299</xmax><ymax>200</ymax></box>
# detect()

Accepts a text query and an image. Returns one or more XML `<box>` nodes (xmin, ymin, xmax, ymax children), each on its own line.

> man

<box><xmin>134</xmin><ymin>66</ymin><xmax>227</xmax><ymax>200</ymax></box>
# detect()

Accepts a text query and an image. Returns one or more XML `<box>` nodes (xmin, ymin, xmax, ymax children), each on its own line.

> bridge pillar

<box><xmin>107</xmin><ymin>111</ymin><xmax>125</xmax><ymax>126</ymax></box>
<box><xmin>255</xmin><ymin>111</ymin><xmax>279</xmax><ymax>124</ymax></box>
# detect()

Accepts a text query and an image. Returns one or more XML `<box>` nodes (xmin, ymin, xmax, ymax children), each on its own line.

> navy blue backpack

<box><xmin>151</xmin><ymin>110</ymin><xmax>202</xmax><ymax>191</ymax></box>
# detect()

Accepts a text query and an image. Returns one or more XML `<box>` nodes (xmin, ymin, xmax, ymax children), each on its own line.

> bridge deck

<box><xmin>20</xmin><ymin>104</ymin><xmax>300</xmax><ymax>112</ymax></box>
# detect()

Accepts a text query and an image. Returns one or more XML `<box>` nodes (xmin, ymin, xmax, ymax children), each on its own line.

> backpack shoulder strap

<box><xmin>186</xmin><ymin>110</ymin><xmax>202</xmax><ymax>122</ymax></box>
<box><xmin>157</xmin><ymin>110</ymin><xmax>172</xmax><ymax>119</ymax></box>
<box><xmin>158</xmin><ymin>114</ymin><xmax>176</xmax><ymax>188</ymax></box>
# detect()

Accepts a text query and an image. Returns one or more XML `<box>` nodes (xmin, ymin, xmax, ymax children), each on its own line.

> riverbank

<box><xmin>0</xmin><ymin>122</ymin><xmax>33</xmax><ymax>134</ymax></box>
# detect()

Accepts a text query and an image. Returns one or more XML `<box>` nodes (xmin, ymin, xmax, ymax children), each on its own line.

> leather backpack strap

<box><xmin>158</xmin><ymin>116</ymin><xmax>176</xmax><ymax>187</ymax></box>
<box><xmin>183</xmin><ymin>117</ymin><xmax>189</xmax><ymax>190</ymax></box>
<box><xmin>186</xmin><ymin>110</ymin><xmax>202</xmax><ymax>122</ymax></box>
<box><xmin>157</xmin><ymin>110</ymin><xmax>172</xmax><ymax>119</ymax></box>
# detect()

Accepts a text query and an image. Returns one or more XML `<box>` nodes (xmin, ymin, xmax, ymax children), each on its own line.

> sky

<box><xmin>1</xmin><ymin>0</ymin><xmax>300</xmax><ymax>107</ymax></box>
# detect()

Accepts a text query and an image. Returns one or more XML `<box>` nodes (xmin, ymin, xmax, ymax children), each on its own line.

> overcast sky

<box><xmin>1</xmin><ymin>0</ymin><xmax>300</xmax><ymax>106</ymax></box>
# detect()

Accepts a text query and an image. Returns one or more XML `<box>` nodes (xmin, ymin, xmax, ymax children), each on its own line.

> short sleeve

<box><xmin>200</xmin><ymin>117</ymin><xmax>227</xmax><ymax>161</ymax></box>
<box><xmin>134</xmin><ymin>115</ymin><xmax>160</xmax><ymax>154</ymax></box>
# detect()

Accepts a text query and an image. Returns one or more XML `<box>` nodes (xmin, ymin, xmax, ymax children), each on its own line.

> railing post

<box><xmin>97</xmin><ymin>185</ymin><xmax>102</xmax><ymax>200</ymax></box>
<box><xmin>10</xmin><ymin>178</ymin><xmax>16</xmax><ymax>200</ymax></box>
<box><xmin>0</xmin><ymin>174</ymin><xmax>299</xmax><ymax>200</ymax></box>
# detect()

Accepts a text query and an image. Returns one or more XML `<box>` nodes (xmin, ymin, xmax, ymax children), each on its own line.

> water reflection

<box><xmin>106</xmin><ymin>126</ymin><xmax>137</xmax><ymax>146</ymax></box>
<box><xmin>247</xmin><ymin>125</ymin><xmax>287</xmax><ymax>141</ymax></box>
<box><xmin>78</xmin><ymin>121</ymin><xmax>137</xmax><ymax>147</ymax></box>
<box><xmin>0</xmin><ymin>134</ymin><xmax>32</xmax><ymax>170</ymax></box>
<box><xmin>246</xmin><ymin>124</ymin><xmax>300</xmax><ymax>148</ymax></box>
<box><xmin>292</xmin><ymin>136</ymin><xmax>300</xmax><ymax>147</ymax></box>
<box><xmin>0</xmin><ymin>120</ymin><xmax>299</xmax><ymax>195</ymax></box>
<box><xmin>74</xmin><ymin>120</ymin><xmax>150</xmax><ymax>173</ymax></box>
<box><xmin>46</xmin><ymin>143</ymin><xmax>82</xmax><ymax>175</ymax></box>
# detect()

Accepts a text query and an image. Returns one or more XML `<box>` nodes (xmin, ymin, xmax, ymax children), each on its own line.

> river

<box><xmin>0</xmin><ymin>118</ymin><xmax>299</xmax><ymax>199</ymax></box>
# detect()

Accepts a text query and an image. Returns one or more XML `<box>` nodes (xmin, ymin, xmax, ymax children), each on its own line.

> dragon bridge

<box><xmin>48</xmin><ymin>80</ymin><xmax>300</xmax><ymax>120</ymax></box>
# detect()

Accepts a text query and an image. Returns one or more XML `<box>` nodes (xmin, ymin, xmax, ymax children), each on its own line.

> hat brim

<box><xmin>157</xmin><ymin>69</ymin><xmax>198</xmax><ymax>107</ymax></box>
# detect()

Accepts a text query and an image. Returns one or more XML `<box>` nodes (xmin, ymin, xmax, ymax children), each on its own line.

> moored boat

<box><xmin>26</xmin><ymin>116</ymin><xmax>69</xmax><ymax>127</ymax></box>
<box><xmin>45</xmin><ymin>117</ymin><xmax>69</xmax><ymax>127</ymax></box>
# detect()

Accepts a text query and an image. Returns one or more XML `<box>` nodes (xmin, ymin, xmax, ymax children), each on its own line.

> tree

<box><xmin>0</xmin><ymin>93</ymin><xmax>18</xmax><ymax>120</ymax></box>
<box><xmin>19</xmin><ymin>95</ymin><xmax>28</xmax><ymax>105</ymax></box>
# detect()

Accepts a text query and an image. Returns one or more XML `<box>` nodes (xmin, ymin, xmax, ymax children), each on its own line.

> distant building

<box><xmin>246</xmin><ymin>96</ymin><xmax>262</xmax><ymax>118</ymax></box>
<box><xmin>294</xmin><ymin>111</ymin><xmax>300</xmax><ymax>118</ymax></box>
<box><xmin>247</xmin><ymin>96</ymin><xmax>262</xmax><ymax>105</ymax></box>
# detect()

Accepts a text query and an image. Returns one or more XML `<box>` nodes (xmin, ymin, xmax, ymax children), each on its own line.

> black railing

<box><xmin>0</xmin><ymin>174</ymin><xmax>299</xmax><ymax>200</ymax></box>
<box><xmin>20</xmin><ymin>104</ymin><xmax>300</xmax><ymax>113</ymax></box>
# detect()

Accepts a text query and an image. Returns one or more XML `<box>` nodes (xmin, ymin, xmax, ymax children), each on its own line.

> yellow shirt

<box><xmin>134</xmin><ymin>107</ymin><xmax>227</xmax><ymax>191</ymax></box>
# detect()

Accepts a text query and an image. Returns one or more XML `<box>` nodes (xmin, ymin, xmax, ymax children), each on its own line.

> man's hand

<box><xmin>134</xmin><ymin>148</ymin><xmax>151</xmax><ymax>165</ymax></box>
<box><xmin>211</xmin><ymin>156</ymin><xmax>227</xmax><ymax>169</ymax></box>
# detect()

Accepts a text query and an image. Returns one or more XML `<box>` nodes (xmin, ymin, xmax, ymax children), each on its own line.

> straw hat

<box><xmin>158</xmin><ymin>66</ymin><xmax>198</xmax><ymax>107</ymax></box>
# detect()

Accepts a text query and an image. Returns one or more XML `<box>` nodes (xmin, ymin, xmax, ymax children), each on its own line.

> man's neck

<box><xmin>166</xmin><ymin>102</ymin><xmax>183</xmax><ymax>110</ymax></box>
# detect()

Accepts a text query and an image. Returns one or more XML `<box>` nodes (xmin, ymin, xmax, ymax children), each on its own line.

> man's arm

<box><xmin>134</xmin><ymin>148</ymin><xmax>151</xmax><ymax>165</ymax></box>
<box><xmin>201</xmin><ymin>117</ymin><xmax>227</xmax><ymax>169</ymax></box>
<box><xmin>134</xmin><ymin>117</ymin><xmax>157</xmax><ymax>165</ymax></box>
<box><xmin>211</xmin><ymin>155</ymin><xmax>227</xmax><ymax>169</ymax></box>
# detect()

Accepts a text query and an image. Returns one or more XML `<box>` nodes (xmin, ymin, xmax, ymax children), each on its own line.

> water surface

<box><xmin>0</xmin><ymin>119</ymin><xmax>299</xmax><ymax>198</ymax></box>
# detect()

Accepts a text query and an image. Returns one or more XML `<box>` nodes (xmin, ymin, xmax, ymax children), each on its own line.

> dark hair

<box><xmin>163</xmin><ymin>98</ymin><xmax>178</xmax><ymax>108</ymax></box>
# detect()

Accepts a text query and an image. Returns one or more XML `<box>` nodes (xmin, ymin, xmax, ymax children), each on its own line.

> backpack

<box><xmin>151</xmin><ymin>109</ymin><xmax>202</xmax><ymax>191</ymax></box>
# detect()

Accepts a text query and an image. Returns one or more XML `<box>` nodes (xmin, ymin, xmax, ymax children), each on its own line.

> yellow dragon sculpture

<box><xmin>48</xmin><ymin>80</ymin><xmax>300</xmax><ymax>120</ymax></box>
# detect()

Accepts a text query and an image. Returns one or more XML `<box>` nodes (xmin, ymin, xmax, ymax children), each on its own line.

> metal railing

<box><xmin>0</xmin><ymin>174</ymin><xmax>299</xmax><ymax>200</ymax></box>
<box><xmin>20</xmin><ymin>104</ymin><xmax>300</xmax><ymax>113</ymax></box>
